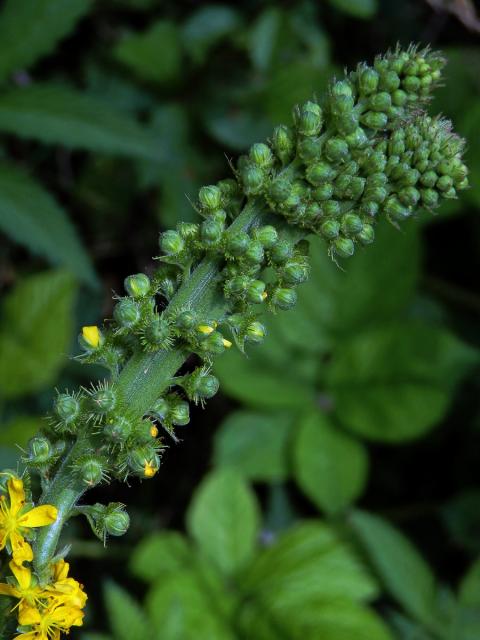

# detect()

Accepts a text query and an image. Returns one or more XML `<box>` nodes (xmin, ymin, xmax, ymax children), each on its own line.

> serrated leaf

<box><xmin>130</xmin><ymin>532</ymin><xmax>193</xmax><ymax>583</ymax></box>
<box><xmin>0</xmin><ymin>0</ymin><xmax>93</xmax><ymax>83</ymax></box>
<box><xmin>0</xmin><ymin>163</ymin><xmax>96</xmax><ymax>286</ymax></box>
<box><xmin>294</xmin><ymin>411</ymin><xmax>369</xmax><ymax>514</ymax></box>
<box><xmin>328</xmin><ymin>0</ymin><xmax>378</xmax><ymax>19</ymax></box>
<box><xmin>186</xmin><ymin>468</ymin><xmax>260</xmax><ymax>575</ymax></box>
<box><xmin>114</xmin><ymin>21</ymin><xmax>181</xmax><ymax>84</ymax></box>
<box><xmin>349</xmin><ymin>511</ymin><xmax>437</xmax><ymax>628</ymax></box>
<box><xmin>103</xmin><ymin>582</ymin><xmax>150</xmax><ymax>640</ymax></box>
<box><xmin>241</xmin><ymin>521</ymin><xmax>379</xmax><ymax>611</ymax></box>
<box><xmin>328</xmin><ymin>322</ymin><xmax>478</xmax><ymax>442</ymax></box>
<box><xmin>0</xmin><ymin>270</ymin><xmax>76</xmax><ymax>399</ymax></box>
<box><xmin>146</xmin><ymin>571</ymin><xmax>234</xmax><ymax>640</ymax></box>
<box><xmin>0</xmin><ymin>85</ymin><xmax>163</xmax><ymax>160</ymax></box>
<box><xmin>213</xmin><ymin>410</ymin><xmax>293</xmax><ymax>481</ymax></box>
<box><xmin>182</xmin><ymin>5</ymin><xmax>242</xmax><ymax>65</ymax></box>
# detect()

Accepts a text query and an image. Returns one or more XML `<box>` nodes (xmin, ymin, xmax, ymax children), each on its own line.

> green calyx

<box><xmin>28</xmin><ymin>45</ymin><xmax>467</xmax><ymax>581</ymax></box>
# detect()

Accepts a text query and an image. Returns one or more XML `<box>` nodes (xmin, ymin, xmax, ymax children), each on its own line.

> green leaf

<box><xmin>0</xmin><ymin>85</ymin><xmax>163</xmax><ymax>160</ymax></box>
<box><xmin>146</xmin><ymin>571</ymin><xmax>234</xmax><ymax>640</ymax></box>
<box><xmin>130</xmin><ymin>532</ymin><xmax>194</xmax><ymax>583</ymax></box>
<box><xmin>103</xmin><ymin>581</ymin><xmax>150</xmax><ymax>640</ymax></box>
<box><xmin>114</xmin><ymin>21</ymin><xmax>181</xmax><ymax>84</ymax></box>
<box><xmin>442</xmin><ymin>490</ymin><xmax>480</xmax><ymax>554</ymax></box>
<box><xmin>328</xmin><ymin>322</ymin><xmax>478</xmax><ymax>442</ymax></box>
<box><xmin>203</xmin><ymin>107</ymin><xmax>272</xmax><ymax>152</ymax></box>
<box><xmin>294</xmin><ymin>411</ymin><xmax>369</xmax><ymax>514</ymax></box>
<box><xmin>0</xmin><ymin>163</ymin><xmax>97</xmax><ymax>286</ymax></box>
<box><xmin>247</xmin><ymin>7</ymin><xmax>283</xmax><ymax>72</ymax></box>
<box><xmin>349</xmin><ymin>510</ymin><xmax>437</xmax><ymax>628</ymax></box>
<box><xmin>459</xmin><ymin>557</ymin><xmax>480</xmax><ymax>607</ymax></box>
<box><xmin>213</xmin><ymin>410</ymin><xmax>294</xmax><ymax>482</ymax></box>
<box><xmin>0</xmin><ymin>416</ymin><xmax>40</xmax><ymax>448</ymax></box>
<box><xmin>0</xmin><ymin>270</ymin><xmax>76</xmax><ymax>399</ymax></box>
<box><xmin>186</xmin><ymin>468</ymin><xmax>260</xmax><ymax>575</ymax></box>
<box><xmin>241</xmin><ymin>521</ymin><xmax>379</xmax><ymax>611</ymax></box>
<box><xmin>0</xmin><ymin>0</ymin><xmax>93</xmax><ymax>83</ymax></box>
<box><xmin>328</xmin><ymin>0</ymin><xmax>378</xmax><ymax>19</ymax></box>
<box><xmin>182</xmin><ymin>6</ymin><xmax>242</xmax><ymax>64</ymax></box>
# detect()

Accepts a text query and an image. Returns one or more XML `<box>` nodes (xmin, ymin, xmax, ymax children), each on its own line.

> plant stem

<box><xmin>33</xmin><ymin>197</ymin><xmax>267</xmax><ymax>578</ymax></box>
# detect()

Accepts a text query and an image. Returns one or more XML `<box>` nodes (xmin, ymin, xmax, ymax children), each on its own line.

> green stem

<box><xmin>33</xmin><ymin>197</ymin><xmax>267</xmax><ymax>578</ymax></box>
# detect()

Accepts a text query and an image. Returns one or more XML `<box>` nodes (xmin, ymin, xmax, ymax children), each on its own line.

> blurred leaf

<box><xmin>459</xmin><ymin>557</ymin><xmax>480</xmax><ymax>607</ymax></box>
<box><xmin>0</xmin><ymin>0</ymin><xmax>93</xmax><ymax>83</ymax></box>
<box><xmin>0</xmin><ymin>163</ymin><xmax>97</xmax><ymax>286</ymax></box>
<box><xmin>294</xmin><ymin>411</ymin><xmax>369</xmax><ymax>514</ymax></box>
<box><xmin>247</xmin><ymin>7</ymin><xmax>283</xmax><ymax>72</ymax></box>
<box><xmin>442</xmin><ymin>490</ymin><xmax>480</xmax><ymax>554</ymax></box>
<box><xmin>130</xmin><ymin>531</ymin><xmax>193</xmax><ymax>583</ymax></box>
<box><xmin>0</xmin><ymin>85</ymin><xmax>163</xmax><ymax>160</ymax></box>
<box><xmin>213</xmin><ymin>410</ymin><xmax>294</xmax><ymax>481</ymax></box>
<box><xmin>204</xmin><ymin>107</ymin><xmax>272</xmax><ymax>152</ymax></box>
<box><xmin>328</xmin><ymin>0</ymin><xmax>378</xmax><ymax>19</ymax></box>
<box><xmin>182</xmin><ymin>6</ymin><xmax>242</xmax><ymax>64</ymax></box>
<box><xmin>349</xmin><ymin>511</ymin><xmax>437</xmax><ymax>628</ymax></box>
<box><xmin>328</xmin><ymin>322</ymin><xmax>478</xmax><ymax>442</ymax></box>
<box><xmin>81</xmin><ymin>635</ymin><xmax>113</xmax><ymax>640</ymax></box>
<box><xmin>146</xmin><ymin>570</ymin><xmax>234</xmax><ymax>640</ymax></box>
<box><xmin>388</xmin><ymin>612</ymin><xmax>436</xmax><ymax>640</ymax></box>
<box><xmin>460</xmin><ymin>104</ymin><xmax>480</xmax><ymax>206</ymax></box>
<box><xmin>114</xmin><ymin>21</ymin><xmax>181</xmax><ymax>85</ymax></box>
<box><xmin>241</xmin><ymin>521</ymin><xmax>379</xmax><ymax>611</ymax></box>
<box><xmin>0</xmin><ymin>270</ymin><xmax>76</xmax><ymax>399</ymax></box>
<box><xmin>186</xmin><ymin>468</ymin><xmax>260</xmax><ymax>575</ymax></box>
<box><xmin>103</xmin><ymin>581</ymin><xmax>150</xmax><ymax>640</ymax></box>
<box><xmin>0</xmin><ymin>416</ymin><xmax>39</xmax><ymax>448</ymax></box>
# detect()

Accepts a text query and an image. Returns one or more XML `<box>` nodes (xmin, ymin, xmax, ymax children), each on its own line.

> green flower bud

<box><xmin>114</xmin><ymin>298</ymin><xmax>141</xmax><ymax>329</ymax></box>
<box><xmin>128</xmin><ymin>445</ymin><xmax>160</xmax><ymax>478</ymax></box>
<box><xmin>244</xmin><ymin>240</ymin><xmax>264</xmax><ymax>265</ymax></box>
<box><xmin>436</xmin><ymin>175</ymin><xmax>453</xmax><ymax>192</ymax></box>
<box><xmin>306</xmin><ymin>161</ymin><xmax>336</xmax><ymax>186</ymax></box>
<box><xmin>170</xmin><ymin>400</ymin><xmax>190</xmax><ymax>426</ymax></box>
<box><xmin>295</xmin><ymin>101</ymin><xmax>323</xmax><ymax>136</ymax></box>
<box><xmin>297</xmin><ymin>137</ymin><xmax>323</xmax><ymax>162</ymax></box>
<box><xmin>357</xmin><ymin>224</ymin><xmax>375</xmax><ymax>245</ymax></box>
<box><xmin>361</xmin><ymin>111</ymin><xmax>388</xmax><ymax>130</ymax></box>
<box><xmin>283</xmin><ymin>261</ymin><xmax>309</xmax><ymax>285</ymax></box>
<box><xmin>325</xmin><ymin>137</ymin><xmax>349</xmax><ymax>163</ymax></box>
<box><xmin>341</xmin><ymin>213</ymin><xmax>363</xmax><ymax>236</ymax></box>
<box><xmin>55</xmin><ymin>393</ymin><xmax>80</xmax><ymax>425</ymax></box>
<box><xmin>160</xmin><ymin>230</ymin><xmax>185</xmax><ymax>255</ymax></box>
<box><xmin>384</xmin><ymin>196</ymin><xmax>411</xmax><ymax>220</ymax></box>
<box><xmin>27</xmin><ymin>435</ymin><xmax>52</xmax><ymax>466</ymax></box>
<box><xmin>268</xmin><ymin>178</ymin><xmax>291</xmax><ymax>203</ymax></box>
<box><xmin>313</xmin><ymin>183</ymin><xmax>334</xmax><ymax>201</ymax></box>
<box><xmin>199</xmin><ymin>185</ymin><xmax>222</xmax><ymax>210</ymax></box>
<box><xmin>246</xmin><ymin>280</ymin><xmax>267</xmax><ymax>304</ymax></box>
<box><xmin>269</xmin><ymin>240</ymin><xmax>294</xmax><ymax>264</ymax></box>
<box><xmin>335</xmin><ymin>112</ymin><xmax>359</xmax><ymax>135</ymax></box>
<box><xmin>333</xmin><ymin>237</ymin><xmax>355</xmax><ymax>258</ymax></box>
<box><xmin>124</xmin><ymin>273</ymin><xmax>150</xmax><ymax>298</ymax></box>
<box><xmin>90</xmin><ymin>386</ymin><xmax>117</xmax><ymax>414</ymax></box>
<box><xmin>245</xmin><ymin>321</ymin><xmax>266</xmax><ymax>344</ymax></box>
<box><xmin>200</xmin><ymin>331</ymin><xmax>228</xmax><ymax>356</ymax></box>
<box><xmin>304</xmin><ymin>203</ymin><xmax>323</xmax><ymax>223</ymax></box>
<box><xmin>225</xmin><ymin>231</ymin><xmax>249</xmax><ymax>257</ymax></box>
<box><xmin>369</xmin><ymin>92</ymin><xmax>392</xmax><ymax>112</ymax></box>
<box><xmin>320</xmin><ymin>219</ymin><xmax>340</xmax><ymax>240</ymax></box>
<box><xmin>364</xmin><ymin>186</ymin><xmax>387</xmax><ymax>204</ymax></box>
<box><xmin>104</xmin><ymin>504</ymin><xmax>130</xmax><ymax>537</ymax></box>
<box><xmin>332</xmin><ymin>79</ymin><xmax>354</xmax><ymax>98</ymax></box>
<box><xmin>254</xmin><ymin>225</ymin><xmax>278</xmax><ymax>248</ymax></box>
<box><xmin>201</xmin><ymin>218</ymin><xmax>224</xmax><ymax>245</ymax></box>
<box><xmin>177</xmin><ymin>222</ymin><xmax>199</xmax><ymax>240</ymax></box>
<box><xmin>150</xmin><ymin>397</ymin><xmax>169</xmax><ymax>420</ymax></box>
<box><xmin>359</xmin><ymin>67</ymin><xmax>379</xmax><ymax>95</ymax></box>
<box><xmin>175</xmin><ymin>310</ymin><xmax>196</xmax><ymax>332</ymax></box>
<box><xmin>240</xmin><ymin>164</ymin><xmax>265</xmax><ymax>195</ymax></box>
<box><xmin>249</xmin><ymin>143</ymin><xmax>274</xmax><ymax>168</ymax></box>
<box><xmin>345</xmin><ymin>127</ymin><xmax>368</xmax><ymax>149</ymax></box>
<box><xmin>398</xmin><ymin>186</ymin><xmax>421</xmax><ymax>207</ymax></box>
<box><xmin>359</xmin><ymin>200</ymin><xmax>379</xmax><ymax>217</ymax></box>
<box><xmin>420</xmin><ymin>188</ymin><xmax>439</xmax><ymax>208</ymax></box>
<box><xmin>379</xmin><ymin>70</ymin><xmax>400</xmax><ymax>92</ymax></box>
<box><xmin>272</xmin><ymin>124</ymin><xmax>295</xmax><ymax>164</ymax></box>
<box><xmin>143</xmin><ymin>317</ymin><xmax>173</xmax><ymax>350</ymax></box>
<box><xmin>403</xmin><ymin>75</ymin><xmax>421</xmax><ymax>94</ymax></box>
<box><xmin>80</xmin><ymin>458</ymin><xmax>105</xmax><ymax>487</ymax></box>
<box><xmin>272</xmin><ymin>287</ymin><xmax>297</xmax><ymax>311</ymax></box>
<box><xmin>104</xmin><ymin>416</ymin><xmax>133</xmax><ymax>443</ymax></box>
<box><xmin>392</xmin><ymin>89</ymin><xmax>408</xmax><ymax>106</ymax></box>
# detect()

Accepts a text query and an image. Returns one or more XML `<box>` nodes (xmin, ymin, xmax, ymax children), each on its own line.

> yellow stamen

<box><xmin>150</xmin><ymin>425</ymin><xmax>159</xmax><ymax>438</ymax></box>
<box><xmin>143</xmin><ymin>461</ymin><xmax>157</xmax><ymax>478</ymax></box>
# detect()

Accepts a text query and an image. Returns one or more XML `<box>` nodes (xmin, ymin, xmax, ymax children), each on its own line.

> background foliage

<box><xmin>0</xmin><ymin>0</ymin><xmax>479</xmax><ymax>638</ymax></box>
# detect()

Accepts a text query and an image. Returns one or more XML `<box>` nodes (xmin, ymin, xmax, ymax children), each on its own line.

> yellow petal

<box><xmin>11</xmin><ymin>535</ymin><xmax>33</xmax><ymax>564</ymax></box>
<box><xmin>53</xmin><ymin>559</ymin><xmax>69</xmax><ymax>582</ymax></box>
<box><xmin>82</xmin><ymin>325</ymin><xmax>100</xmax><ymax>348</ymax></box>
<box><xmin>197</xmin><ymin>324</ymin><xmax>214</xmax><ymax>335</ymax></box>
<box><xmin>9</xmin><ymin>560</ymin><xmax>31</xmax><ymax>591</ymax></box>
<box><xmin>222</xmin><ymin>339</ymin><xmax>232</xmax><ymax>348</ymax></box>
<box><xmin>19</xmin><ymin>504</ymin><xmax>57</xmax><ymax>528</ymax></box>
<box><xmin>7</xmin><ymin>477</ymin><xmax>26</xmax><ymax>515</ymax></box>
<box><xmin>18</xmin><ymin>604</ymin><xmax>41</xmax><ymax>625</ymax></box>
<box><xmin>0</xmin><ymin>582</ymin><xmax>16</xmax><ymax>597</ymax></box>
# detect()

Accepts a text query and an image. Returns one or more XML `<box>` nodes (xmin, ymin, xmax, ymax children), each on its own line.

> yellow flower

<box><xmin>143</xmin><ymin>460</ymin><xmax>158</xmax><ymax>478</ymax></box>
<box><xmin>197</xmin><ymin>324</ymin><xmax>214</xmax><ymax>335</ymax></box>
<box><xmin>0</xmin><ymin>477</ymin><xmax>57</xmax><ymax>564</ymax></box>
<box><xmin>17</xmin><ymin>600</ymin><xmax>84</xmax><ymax>640</ymax></box>
<box><xmin>0</xmin><ymin>561</ymin><xmax>44</xmax><ymax>610</ymax></box>
<box><xmin>81</xmin><ymin>325</ymin><xmax>101</xmax><ymax>348</ymax></box>
<box><xmin>45</xmin><ymin>559</ymin><xmax>87</xmax><ymax>610</ymax></box>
